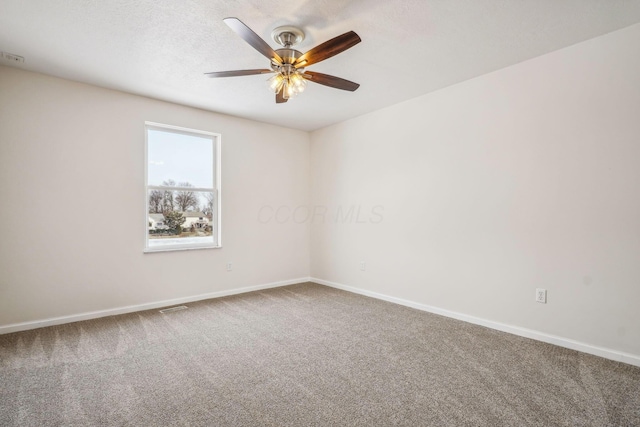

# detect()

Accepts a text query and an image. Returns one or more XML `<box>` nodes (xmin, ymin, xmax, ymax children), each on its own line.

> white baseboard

<box><xmin>311</xmin><ymin>277</ymin><xmax>640</xmax><ymax>368</ymax></box>
<box><xmin>5</xmin><ymin>276</ymin><xmax>639</xmax><ymax>368</ymax></box>
<box><xmin>0</xmin><ymin>277</ymin><xmax>311</xmax><ymax>335</ymax></box>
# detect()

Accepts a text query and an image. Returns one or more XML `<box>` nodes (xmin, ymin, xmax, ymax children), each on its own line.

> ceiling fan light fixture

<box><xmin>290</xmin><ymin>73</ymin><xmax>307</xmax><ymax>93</ymax></box>
<box><xmin>282</xmin><ymin>80</ymin><xmax>293</xmax><ymax>99</ymax></box>
<box><xmin>267</xmin><ymin>73</ymin><xmax>285</xmax><ymax>93</ymax></box>
<box><xmin>267</xmin><ymin>69</ymin><xmax>307</xmax><ymax>97</ymax></box>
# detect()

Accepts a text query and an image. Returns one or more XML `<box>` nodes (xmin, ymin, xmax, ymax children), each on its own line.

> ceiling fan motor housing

<box><xmin>272</xmin><ymin>48</ymin><xmax>303</xmax><ymax>68</ymax></box>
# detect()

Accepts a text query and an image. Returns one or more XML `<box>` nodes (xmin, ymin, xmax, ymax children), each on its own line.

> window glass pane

<box><xmin>147</xmin><ymin>190</ymin><xmax>217</xmax><ymax>249</ymax></box>
<box><xmin>145</xmin><ymin>123</ymin><xmax>220</xmax><ymax>253</ymax></box>
<box><xmin>147</xmin><ymin>129</ymin><xmax>214</xmax><ymax>188</ymax></box>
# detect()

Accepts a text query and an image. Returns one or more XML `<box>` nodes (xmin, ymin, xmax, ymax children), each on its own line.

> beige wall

<box><xmin>310</xmin><ymin>24</ymin><xmax>640</xmax><ymax>357</ymax></box>
<box><xmin>0</xmin><ymin>66</ymin><xmax>310</xmax><ymax>326</ymax></box>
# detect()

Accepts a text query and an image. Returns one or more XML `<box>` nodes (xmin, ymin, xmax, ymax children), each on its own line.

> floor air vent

<box><xmin>159</xmin><ymin>305</ymin><xmax>188</xmax><ymax>314</ymax></box>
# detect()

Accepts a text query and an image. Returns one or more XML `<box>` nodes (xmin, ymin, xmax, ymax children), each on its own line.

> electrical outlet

<box><xmin>359</xmin><ymin>261</ymin><xmax>366</xmax><ymax>271</ymax></box>
<box><xmin>536</xmin><ymin>288</ymin><xmax>547</xmax><ymax>303</ymax></box>
<box><xmin>226</xmin><ymin>262</ymin><xmax>232</xmax><ymax>271</ymax></box>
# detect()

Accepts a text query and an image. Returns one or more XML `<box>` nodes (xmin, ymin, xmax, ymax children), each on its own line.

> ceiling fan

<box><xmin>206</xmin><ymin>17</ymin><xmax>361</xmax><ymax>103</ymax></box>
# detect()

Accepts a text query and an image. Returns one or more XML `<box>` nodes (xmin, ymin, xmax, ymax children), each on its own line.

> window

<box><xmin>144</xmin><ymin>122</ymin><xmax>221</xmax><ymax>252</ymax></box>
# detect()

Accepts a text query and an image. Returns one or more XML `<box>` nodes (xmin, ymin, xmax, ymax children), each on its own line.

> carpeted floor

<box><xmin>1</xmin><ymin>282</ymin><xmax>639</xmax><ymax>426</ymax></box>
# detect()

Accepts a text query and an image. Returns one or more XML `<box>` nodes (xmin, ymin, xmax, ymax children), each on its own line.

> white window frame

<box><xmin>144</xmin><ymin>121</ymin><xmax>222</xmax><ymax>253</ymax></box>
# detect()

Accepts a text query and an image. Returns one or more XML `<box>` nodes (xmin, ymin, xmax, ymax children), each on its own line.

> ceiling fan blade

<box><xmin>294</xmin><ymin>31</ymin><xmax>361</xmax><ymax>68</ymax></box>
<box><xmin>205</xmin><ymin>69</ymin><xmax>272</xmax><ymax>78</ymax></box>
<box><xmin>304</xmin><ymin>71</ymin><xmax>360</xmax><ymax>91</ymax></box>
<box><xmin>276</xmin><ymin>91</ymin><xmax>288</xmax><ymax>104</ymax></box>
<box><xmin>224</xmin><ymin>17</ymin><xmax>283</xmax><ymax>64</ymax></box>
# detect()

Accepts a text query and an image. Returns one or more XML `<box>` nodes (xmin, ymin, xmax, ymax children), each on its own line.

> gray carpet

<box><xmin>1</xmin><ymin>282</ymin><xmax>639</xmax><ymax>426</ymax></box>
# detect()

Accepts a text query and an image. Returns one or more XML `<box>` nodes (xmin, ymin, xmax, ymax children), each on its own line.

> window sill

<box><xmin>144</xmin><ymin>245</ymin><xmax>222</xmax><ymax>253</ymax></box>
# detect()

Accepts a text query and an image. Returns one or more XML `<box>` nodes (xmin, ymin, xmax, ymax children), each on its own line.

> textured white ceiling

<box><xmin>2</xmin><ymin>0</ymin><xmax>640</xmax><ymax>131</ymax></box>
